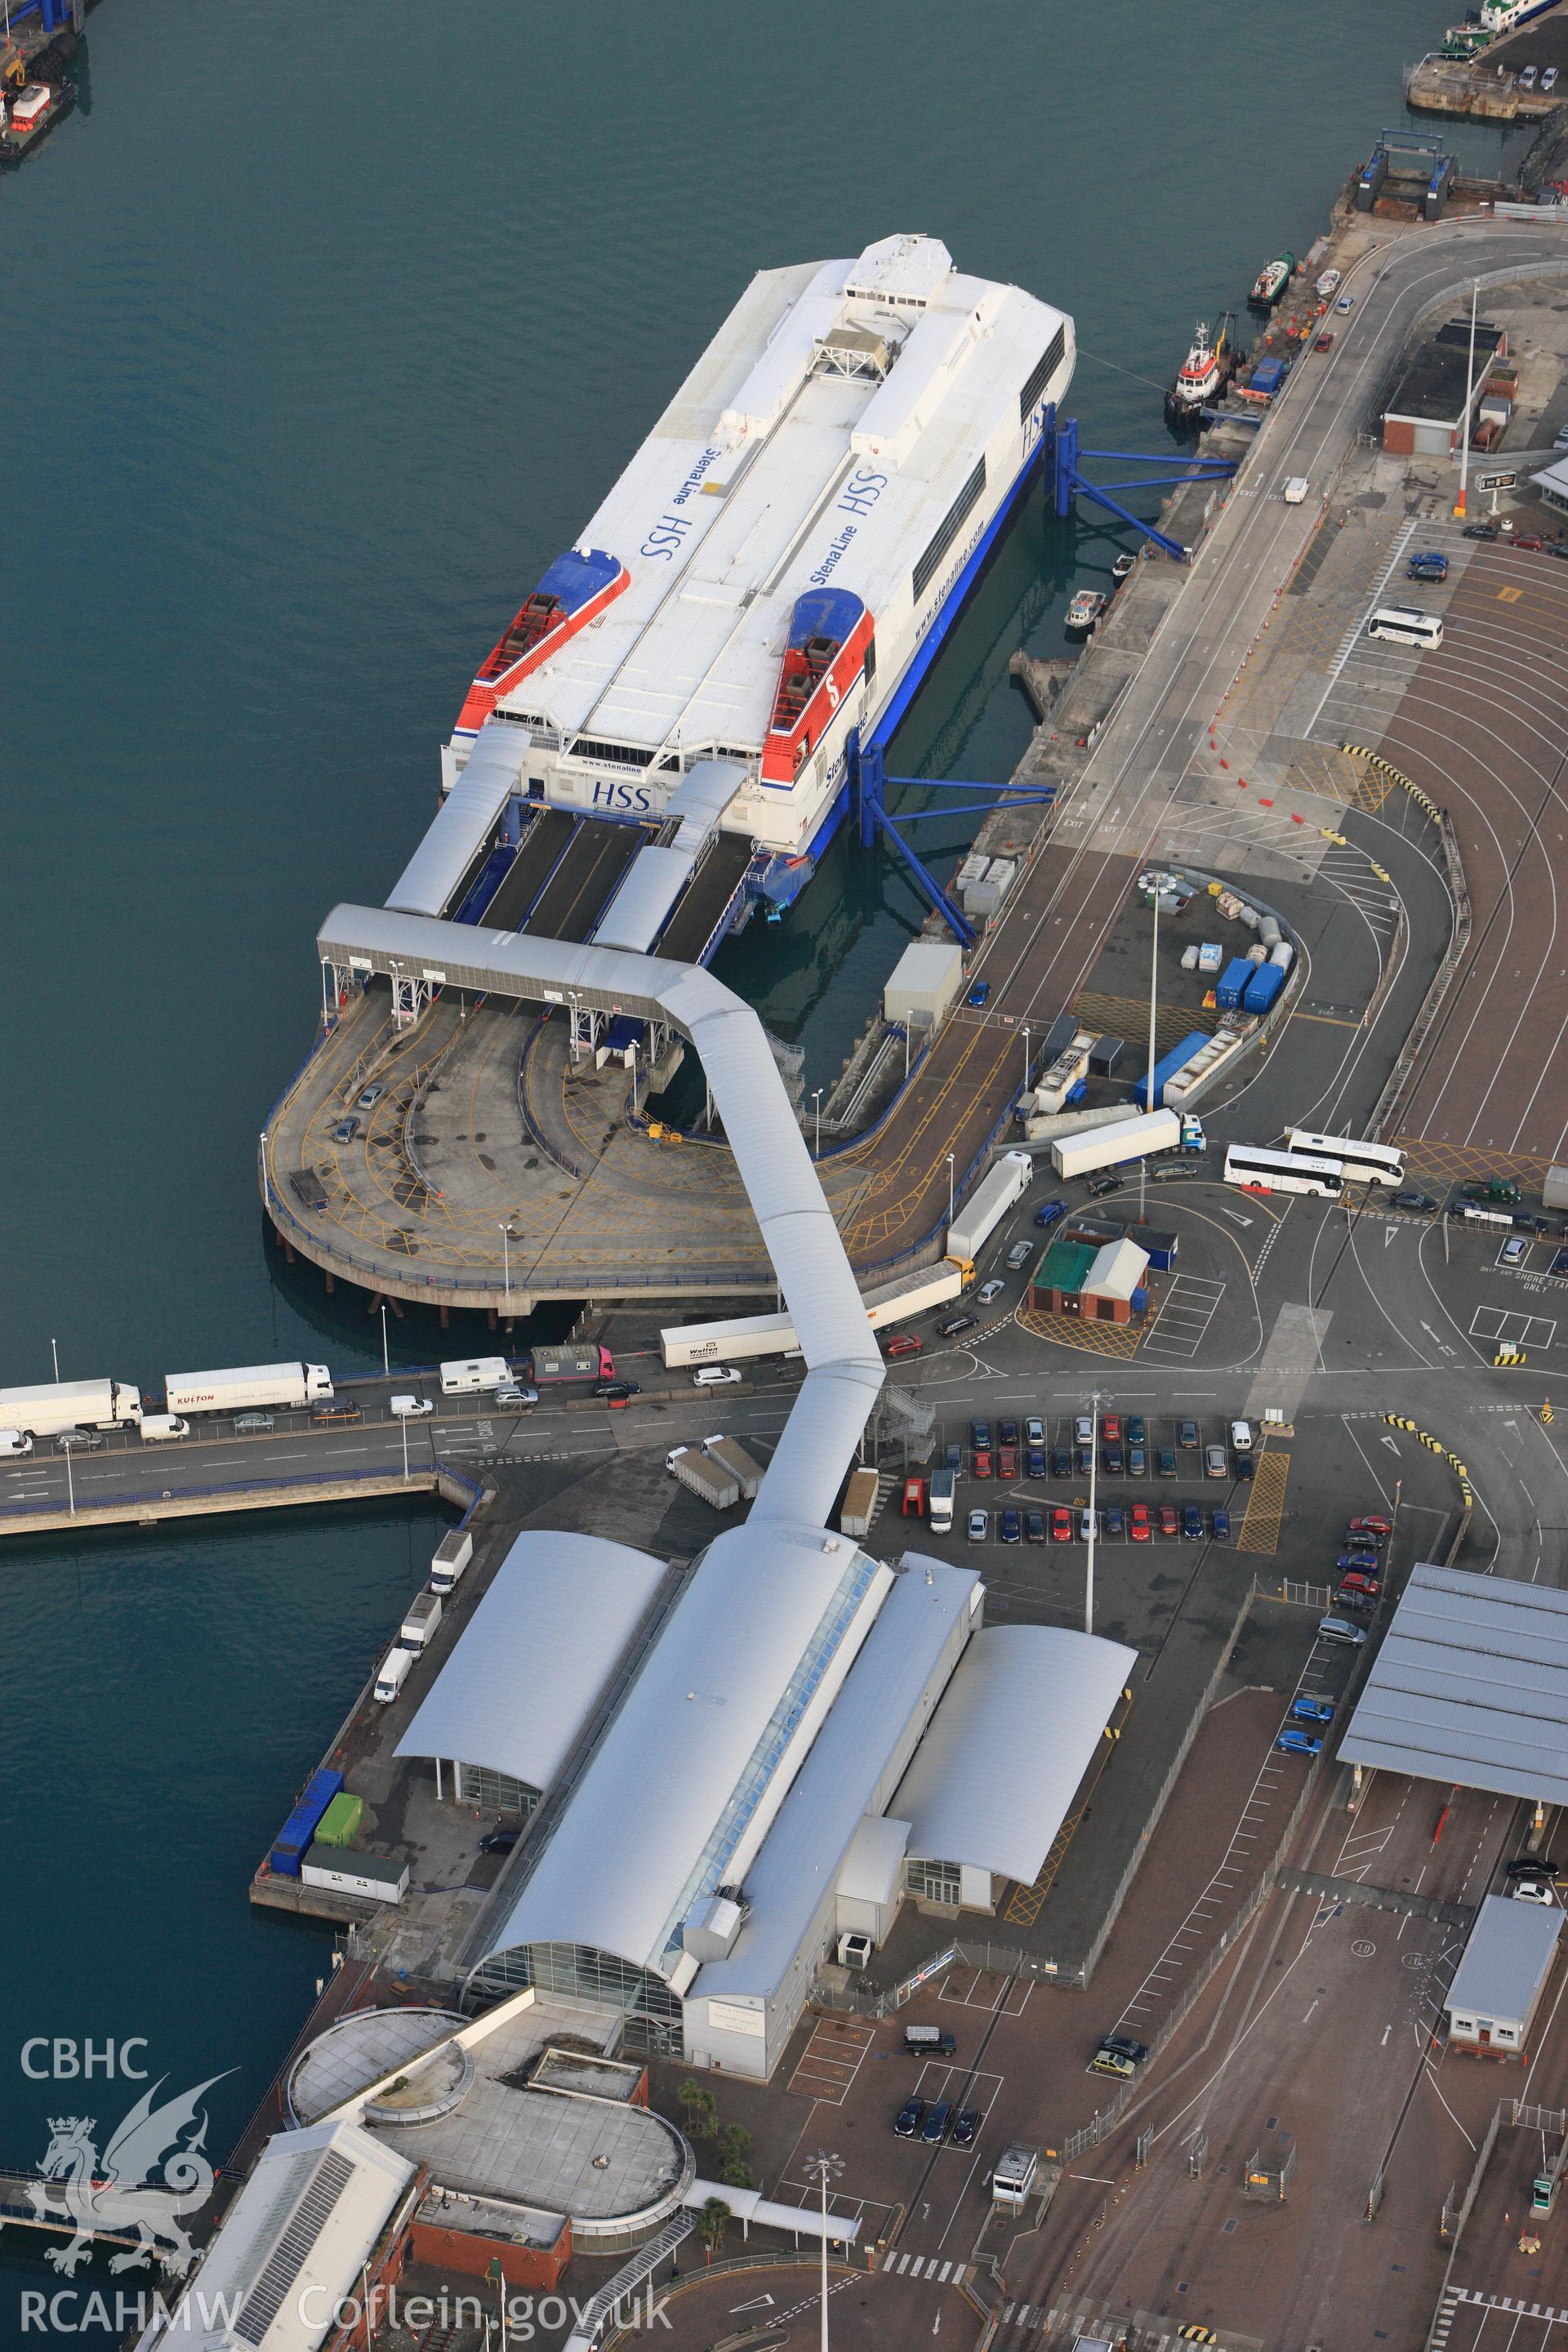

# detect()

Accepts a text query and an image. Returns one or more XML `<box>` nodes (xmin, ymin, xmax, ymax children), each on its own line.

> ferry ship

<box><xmin>1480</xmin><ymin>0</ymin><xmax>1554</xmax><ymax>31</ymax></box>
<box><xmin>440</xmin><ymin>234</ymin><xmax>1074</xmax><ymax>909</ymax></box>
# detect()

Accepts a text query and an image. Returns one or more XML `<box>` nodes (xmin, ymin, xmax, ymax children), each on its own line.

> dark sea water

<box><xmin>0</xmin><ymin>0</ymin><xmax>1521</xmax><ymax>2335</ymax></box>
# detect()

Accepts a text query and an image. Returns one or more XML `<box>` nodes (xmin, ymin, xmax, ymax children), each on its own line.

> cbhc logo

<box><xmin>20</xmin><ymin>2040</ymin><xmax>149</xmax><ymax>2080</ymax></box>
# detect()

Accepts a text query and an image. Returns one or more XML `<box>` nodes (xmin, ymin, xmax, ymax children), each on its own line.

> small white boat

<box><xmin>1065</xmin><ymin>588</ymin><xmax>1107</xmax><ymax>631</ymax></box>
<box><xmin>1112</xmin><ymin>552</ymin><xmax>1136</xmax><ymax>581</ymax></box>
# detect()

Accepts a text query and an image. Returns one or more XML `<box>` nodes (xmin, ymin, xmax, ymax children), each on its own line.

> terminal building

<box><xmin>396</xmin><ymin>1524</ymin><xmax>1134</xmax><ymax>2079</ymax></box>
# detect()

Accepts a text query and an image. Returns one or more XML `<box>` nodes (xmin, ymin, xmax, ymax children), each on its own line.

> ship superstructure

<box><xmin>442</xmin><ymin>234</ymin><xmax>1073</xmax><ymax>898</ymax></box>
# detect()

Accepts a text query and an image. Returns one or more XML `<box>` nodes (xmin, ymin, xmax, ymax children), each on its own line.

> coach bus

<box><xmin>1284</xmin><ymin>1129</ymin><xmax>1405</xmax><ymax>1189</ymax></box>
<box><xmin>1224</xmin><ymin>1143</ymin><xmax>1344</xmax><ymax>1198</ymax></box>
<box><xmin>1366</xmin><ymin>606</ymin><xmax>1443</xmax><ymax>650</ymax></box>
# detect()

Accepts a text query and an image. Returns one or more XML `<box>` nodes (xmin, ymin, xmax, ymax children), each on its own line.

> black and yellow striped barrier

<box><xmin>1382</xmin><ymin>1414</ymin><xmax>1473</xmax><ymax>1506</ymax></box>
<box><xmin>1342</xmin><ymin>745</ymin><xmax>1441</xmax><ymax>823</ymax></box>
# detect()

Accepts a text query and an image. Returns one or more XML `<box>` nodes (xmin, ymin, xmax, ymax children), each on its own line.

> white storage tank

<box><xmin>1269</xmin><ymin>941</ymin><xmax>1294</xmax><ymax>972</ymax></box>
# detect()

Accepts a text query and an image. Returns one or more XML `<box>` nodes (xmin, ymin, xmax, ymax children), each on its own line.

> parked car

<box><xmin>356</xmin><ymin>1082</ymin><xmax>387</xmax><ymax>1109</ymax></box>
<box><xmin>56</xmin><ymin>1428</ymin><xmax>105</xmax><ymax>1451</ymax></box>
<box><xmin>1177</xmin><ymin>1419</ymin><xmax>1199</xmax><ymax>1449</ymax></box>
<box><xmin>1348</xmin><ymin>1515</ymin><xmax>1392</xmax><ymax>1539</ymax></box>
<box><xmin>597</xmin><ymin>1382</ymin><xmax>637</xmax><ymax>1407</ymax></box>
<box><xmin>999</xmin><ymin>1419</ymin><xmax>1019</xmax><ymax>1446</ymax></box>
<box><xmin>951</xmin><ymin>2109</ymin><xmax>981</xmax><ymax>2148</ymax></box>
<box><xmin>998</xmin><ymin>1447</ymin><xmax>1018</xmax><ymax>1480</ymax></box>
<box><xmin>1025</xmin><ymin>1416</ymin><xmax>1045</xmax><ymax>1446</ymax></box>
<box><xmin>479</xmin><ymin>1828</ymin><xmax>519</xmax><ymax>1854</ymax></box>
<box><xmin>1507</xmin><ymin>1856</ymin><xmax>1561</xmax><ymax>1879</ymax></box>
<box><xmin>972</xmin><ymin>1420</ymin><xmax>991</xmax><ymax>1448</ymax></box>
<box><xmin>1502</xmin><ymin>1236</ymin><xmax>1530</xmax><ymax>1267</ymax></box>
<box><xmin>1027</xmin><ymin>1448</ymin><xmax>1047</xmax><ymax>1480</ymax></box>
<box><xmin>884</xmin><ymin>1333</ymin><xmax>923</xmax><ymax>1358</ymax></box>
<box><xmin>1102</xmin><ymin>1441</ymin><xmax>1125</xmax><ymax>1475</ymax></box>
<box><xmin>1080</xmin><ymin>1508</ymin><xmax>1098</xmax><ymax>1542</ymax></box>
<box><xmin>1128</xmin><ymin>1444</ymin><xmax>1147</xmax><ymax>1477</ymax></box>
<box><xmin>1006</xmin><ymin>1241</ymin><xmax>1032</xmax><ymax>1271</ymax></box>
<box><xmin>1098</xmin><ymin>2034</ymin><xmax>1148</xmax><ymax>2065</ymax></box>
<box><xmin>693</xmin><ymin>1365</ymin><xmax>743</xmax><ymax>1387</ymax></box>
<box><xmin>968</xmin><ymin>982</ymin><xmax>991</xmax><ymax>1008</ymax></box>
<box><xmin>1339</xmin><ymin>1570</ymin><xmax>1380</xmax><ymax>1597</ymax></box>
<box><xmin>234</xmin><ymin>1411</ymin><xmax>275</xmax><ymax>1433</ymax></box>
<box><xmin>973</xmin><ymin>1448</ymin><xmax>992</xmax><ymax>1479</ymax></box>
<box><xmin>1291</xmin><ymin>1695</ymin><xmax>1334</xmax><ymax>1725</ymax></box>
<box><xmin>1000</xmin><ymin>1508</ymin><xmax>1022</xmax><ymax>1544</ymax></box>
<box><xmin>968</xmin><ymin>1509</ymin><xmax>989</xmax><ymax>1543</ymax></box>
<box><xmin>1318</xmin><ymin>1615</ymin><xmax>1367</xmax><ymax>1646</ymax></box>
<box><xmin>1156</xmin><ymin>1446</ymin><xmax>1178</xmax><ymax>1478</ymax></box>
<box><xmin>1514</xmin><ymin>1880</ymin><xmax>1557</xmax><ymax>1906</ymax></box>
<box><xmin>1205</xmin><ymin>1444</ymin><xmax>1227</xmax><ymax>1478</ymax></box>
<box><xmin>1025</xmin><ymin>1510</ymin><xmax>1047</xmax><ymax>1544</ymax></box>
<box><xmin>1392</xmin><ymin>1190</ymin><xmax>1437</xmax><ymax>1214</ymax></box>
<box><xmin>1126</xmin><ymin>1414</ymin><xmax>1147</xmax><ymax>1446</ymax></box>
<box><xmin>494</xmin><ymin>1382</ymin><xmax>538</xmax><ymax>1410</ymax></box>
<box><xmin>1407</xmin><ymin>554</ymin><xmax>1449</xmax><ymax>583</ymax></box>
<box><xmin>922</xmin><ymin>2100</ymin><xmax>955</xmax><ymax>2143</ymax></box>
<box><xmin>1544</xmin><ymin>65</ymin><xmax>1560</xmax><ymax>91</ymax></box>
<box><xmin>1102</xmin><ymin>1413</ymin><xmax>1122</xmax><ymax>1442</ymax></box>
<box><xmin>331</xmin><ymin>1117</ymin><xmax>360</xmax><ymax>1144</ymax></box>
<box><xmin>390</xmin><ymin>1395</ymin><xmax>434</xmax><ymax>1419</ymax></box>
<box><xmin>1129</xmin><ymin>1503</ymin><xmax>1152</xmax><ymax>1542</ymax></box>
<box><xmin>1034</xmin><ymin>1200</ymin><xmax>1067</xmax><ymax>1230</ymax></box>
<box><xmin>1211</xmin><ymin>1508</ymin><xmax>1231</xmax><ymax>1542</ymax></box>
<box><xmin>978</xmin><ymin>1278</ymin><xmax>1006</xmax><ymax>1303</ymax></box>
<box><xmin>894</xmin><ymin>2098</ymin><xmax>925</xmax><ymax>2138</ymax></box>
<box><xmin>1105</xmin><ymin>1503</ymin><xmax>1125</xmax><ymax>1537</ymax></box>
<box><xmin>1090</xmin><ymin>2048</ymin><xmax>1137</xmax><ymax>2080</ymax></box>
<box><xmin>1051</xmin><ymin>1446</ymin><xmax>1072</xmax><ymax>1478</ymax></box>
<box><xmin>1276</xmin><ymin>1729</ymin><xmax>1323</xmax><ymax>1757</ymax></box>
<box><xmin>1514</xmin><ymin>533</ymin><xmax>1545</xmax><ymax>554</ymax></box>
<box><xmin>1231</xmin><ymin>1419</ymin><xmax>1253</xmax><ymax>1452</ymax></box>
<box><xmin>1073</xmin><ymin>1414</ymin><xmax>1095</xmax><ymax>1446</ymax></box>
<box><xmin>1233</xmin><ymin>1452</ymin><xmax>1254</xmax><ymax>1483</ymax></box>
<box><xmin>1086</xmin><ymin>1172</ymin><xmax>1123</xmax><ymax>1199</ymax></box>
<box><xmin>938</xmin><ymin>1314</ymin><xmax>977</xmax><ymax>1339</ymax></box>
<box><xmin>1182</xmin><ymin>1503</ymin><xmax>1203</xmax><ymax>1539</ymax></box>
<box><xmin>1521</xmin><ymin>63</ymin><xmax>1539</xmax><ymax>88</ymax></box>
<box><xmin>1052</xmin><ymin>1506</ymin><xmax>1074</xmax><ymax>1542</ymax></box>
<box><xmin>1157</xmin><ymin>1502</ymin><xmax>1179</xmax><ymax>1537</ymax></box>
<box><xmin>1463</xmin><ymin>521</ymin><xmax>1499</xmax><ymax>540</ymax></box>
<box><xmin>1337</xmin><ymin>1552</ymin><xmax>1381</xmax><ymax>1575</ymax></box>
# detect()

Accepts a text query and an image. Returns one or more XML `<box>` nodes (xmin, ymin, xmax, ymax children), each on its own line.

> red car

<box><xmin>884</xmin><ymin>1333</ymin><xmax>923</xmax><ymax>1359</ymax></box>
<box><xmin>1339</xmin><ymin>1570</ymin><xmax>1380</xmax><ymax>1597</ymax></box>
<box><xmin>1314</xmin><ymin>332</ymin><xmax>1334</xmax><ymax>351</ymax></box>
<box><xmin>1052</xmin><ymin>1506</ymin><xmax>1074</xmax><ymax>1542</ymax></box>
<box><xmin>1157</xmin><ymin>1502</ymin><xmax>1179</xmax><ymax>1537</ymax></box>
<box><xmin>902</xmin><ymin>1477</ymin><xmax>926</xmax><ymax>1518</ymax></box>
<box><xmin>998</xmin><ymin>1446</ymin><xmax>1018</xmax><ymax>1480</ymax></box>
<box><xmin>1515</xmin><ymin>532</ymin><xmax>1545</xmax><ymax>552</ymax></box>
<box><xmin>973</xmin><ymin>1448</ymin><xmax>992</xmax><ymax>1479</ymax></box>
<box><xmin>1102</xmin><ymin>1413</ymin><xmax>1122</xmax><ymax>1442</ymax></box>
<box><xmin>1348</xmin><ymin>1515</ymin><xmax>1392</xmax><ymax>1539</ymax></box>
<box><xmin>1129</xmin><ymin>1503</ymin><xmax>1152</xmax><ymax>1543</ymax></box>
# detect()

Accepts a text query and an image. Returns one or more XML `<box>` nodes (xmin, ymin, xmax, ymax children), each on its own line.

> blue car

<box><xmin>1276</xmin><ymin>1728</ymin><xmax>1323</xmax><ymax>1757</ymax></box>
<box><xmin>1027</xmin><ymin>1449</ymin><xmax>1047</xmax><ymax>1480</ymax></box>
<box><xmin>1034</xmin><ymin>1199</ymin><xmax>1067</xmax><ymax>1230</ymax></box>
<box><xmin>1000</xmin><ymin>1508</ymin><xmax>1022</xmax><ymax>1544</ymax></box>
<box><xmin>1104</xmin><ymin>1503</ymin><xmax>1125</xmax><ymax>1537</ymax></box>
<box><xmin>1210</xmin><ymin>1507</ymin><xmax>1231</xmax><ymax>1542</ymax></box>
<box><xmin>1182</xmin><ymin>1503</ymin><xmax>1203</xmax><ymax>1539</ymax></box>
<box><xmin>1407</xmin><ymin>552</ymin><xmax>1449</xmax><ymax>581</ymax></box>
<box><xmin>968</xmin><ymin>982</ymin><xmax>991</xmax><ymax>1008</ymax></box>
<box><xmin>1336</xmin><ymin>1551</ymin><xmax>1379</xmax><ymax>1575</ymax></box>
<box><xmin>1291</xmin><ymin>1695</ymin><xmax>1335</xmax><ymax>1725</ymax></box>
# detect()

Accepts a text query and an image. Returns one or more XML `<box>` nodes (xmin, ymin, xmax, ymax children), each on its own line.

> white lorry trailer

<box><xmin>947</xmin><ymin>1150</ymin><xmax>1034</xmax><ymax>1271</ymax></box>
<box><xmin>660</xmin><ymin>1262</ymin><xmax>964</xmax><ymax>1369</ymax></box>
<box><xmin>666</xmin><ymin>1445</ymin><xmax>740</xmax><ymax>1510</ymax></box>
<box><xmin>0</xmin><ymin>1378</ymin><xmax>143</xmax><ymax>1436</ymax></box>
<box><xmin>164</xmin><ymin>1362</ymin><xmax>333</xmax><ymax>1415</ymax></box>
<box><xmin>1050</xmin><ymin>1108</ymin><xmax>1180</xmax><ymax>1182</ymax></box>
<box><xmin>702</xmin><ymin>1434</ymin><xmax>764</xmax><ymax>1501</ymax></box>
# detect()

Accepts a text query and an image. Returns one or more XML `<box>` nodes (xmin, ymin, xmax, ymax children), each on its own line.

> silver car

<box><xmin>968</xmin><ymin>1508</ymin><xmax>989</xmax><ymax>1542</ymax></box>
<box><xmin>1205</xmin><ymin>1444</ymin><xmax>1228</xmax><ymax>1478</ymax></box>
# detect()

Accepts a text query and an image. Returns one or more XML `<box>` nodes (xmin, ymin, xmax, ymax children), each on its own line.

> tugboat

<box><xmin>1249</xmin><ymin>252</ymin><xmax>1295</xmax><ymax>311</ymax></box>
<box><xmin>0</xmin><ymin>33</ymin><xmax>79</xmax><ymax>166</ymax></box>
<box><xmin>1165</xmin><ymin>313</ymin><xmax>1237</xmax><ymax>429</ymax></box>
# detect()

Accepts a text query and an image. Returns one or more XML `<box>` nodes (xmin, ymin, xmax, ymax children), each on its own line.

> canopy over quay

<box><xmin>313</xmin><ymin>903</ymin><xmax>883</xmax><ymax>1530</ymax></box>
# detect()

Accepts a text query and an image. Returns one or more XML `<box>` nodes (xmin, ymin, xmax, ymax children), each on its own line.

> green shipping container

<box><xmin>314</xmin><ymin>1793</ymin><xmax>365</xmax><ymax>1848</ymax></box>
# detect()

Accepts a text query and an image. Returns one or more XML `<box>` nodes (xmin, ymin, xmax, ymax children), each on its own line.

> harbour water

<box><xmin>0</xmin><ymin>0</ymin><xmax>1520</xmax><ymax>2334</ymax></box>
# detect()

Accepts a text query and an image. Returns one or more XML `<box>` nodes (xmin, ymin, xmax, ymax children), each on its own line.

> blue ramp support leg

<box><xmin>1049</xmin><ymin>416</ymin><xmax>1236</xmax><ymax>562</ymax></box>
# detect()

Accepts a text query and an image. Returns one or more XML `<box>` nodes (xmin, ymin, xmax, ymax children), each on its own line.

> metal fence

<box><xmin>0</xmin><ymin>1458</ymin><xmax>455</xmax><ymax>1527</ymax></box>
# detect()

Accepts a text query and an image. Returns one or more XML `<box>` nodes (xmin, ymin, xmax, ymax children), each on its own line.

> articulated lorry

<box><xmin>0</xmin><ymin>1377</ymin><xmax>142</xmax><ymax>1437</ymax></box>
<box><xmin>165</xmin><ymin>1362</ymin><xmax>333</xmax><ymax>1415</ymax></box>
<box><xmin>660</xmin><ymin>1262</ymin><xmax>964</xmax><ymax>1369</ymax></box>
<box><xmin>703</xmin><ymin>1434</ymin><xmax>764</xmax><ymax>1501</ymax></box>
<box><xmin>1050</xmin><ymin>1109</ymin><xmax>1181</xmax><ymax>1182</ymax></box>
<box><xmin>666</xmin><ymin>1445</ymin><xmax>740</xmax><ymax>1511</ymax></box>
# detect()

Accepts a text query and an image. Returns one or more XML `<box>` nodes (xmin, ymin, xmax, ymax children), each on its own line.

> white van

<box><xmin>140</xmin><ymin>1414</ymin><xmax>191</xmax><ymax>1442</ymax></box>
<box><xmin>439</xmin><ymin>1356</ymin><xmax>511</xmax><ymax>1397</ymax></box>
<box><xmin>374</xmin><ymin>1646</ymin><xmax>415</xmax><ymax>1702</ymax></box>
<box><xmin>1283</xmin><ymin>476</ymin><xmax>1310</xmax><ymax>505</ymax></box>
<box><xmin>693</xmin><ymin>1366</ymin><xmax>743</xmax><ymax>1388</ymax></box>
<box><xmin>1367</xmin><ymin>605</ymin><xmax>1443</xmax><ymax>649</ymax></box>
<box><xmin>390</xmin><ymin>1394</ymin><xmax>434</xmax><ymax>1419</ymax></box>
<box><xmin>1230</xmin><ymin>1419</ymin><xmax>1254</xmax><ymax>1453</ymax></box>
<box><xmin>0</xmin><ymin>1429</ymin><xmax>33</xmax><ymax>1457</ymax></box>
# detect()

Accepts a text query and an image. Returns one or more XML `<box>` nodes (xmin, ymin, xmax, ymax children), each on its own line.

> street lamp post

<box><xmin>1454</xmin><ymin>279</ymin><xmax>1480</xmax><ymax>521</ymax></box>
<box><xmin>804</xmin><ymin>2152</ymin><xmax>843</xmax><ymax>2352</ymax></box>
<box><xmin>1022</xmin><ymin>1024</ymin><xmax>1031</xmax><ymax>1096</ymax></box>
<box><xmin>379</xmin><ymin>1304</ymin><xmax>390</xmax><ymax>1379</ymax></box>
<box><xmin>813</xmin><ymin>1088</ymin><xmax>824</xmax><ymax>1156</ymax></box>
<box><xmin>1085</xmin><ymin>1389</ymin><xmax>1101</xmax><ymax>1635</ymax></box>
<box><xmin>1141</xmin><ymin>891</ymin><xmax>1160</xmax><ymax>1224</ymax></box>
<box><xmin>499</xmin><ymin>1224</ymin><xmax>512</xmax><ymax>1308</ymax></box>
<box><xmin>51</xmin><ymin>1337</ymin><xmax>60</xmax><ymax>1384</ymax></box>
<box><xmin>947</xmin><ymin>1152</ymin><xmax>956</xmax><ymax>1227</ymax></box>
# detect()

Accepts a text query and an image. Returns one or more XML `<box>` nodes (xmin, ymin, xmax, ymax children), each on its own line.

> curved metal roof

<box><xmin>893</xmin><ymin>1624</ymin><xmax>1137</xmax><ymax>1883</ymax></box>
<box><xmin>478</xmin><ymin>1524</ymin><xmax>890</xmax><ymax>1979</ymax></box>
<box><xmin>384</xmin><ymin>722</ymin><xmax>529</xmax><ymax>919</ymax></box>
<box><xmin>394</xmin><ymin>1532</ymin><xmax>666</xmax><ymax>1797</ymax></box>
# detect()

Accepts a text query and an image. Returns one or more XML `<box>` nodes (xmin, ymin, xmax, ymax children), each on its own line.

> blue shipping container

<box><xmin>1216</xmin><ymin>957</ymin><xmax>1254</xmax><ymax>1013</ymax></box>
<box><xmin>270</xmin><ymin>1766</ymin><xmax>345</xmax><ymax>1878</ymax></box>
<box><xmin>1134</xmin><ymin>1028</ymin><xmax>1212</xmax><ymax>1111</ymax></box>
<box><xmin>1243</xmin><ymin>962</ymin><xmax>1287</xmax><ymax>1016</ymax></box>
<box><xmin>1250</xmin><ymin>358</ymin><xmax>1288</xmax><ymax>395</ymax></box>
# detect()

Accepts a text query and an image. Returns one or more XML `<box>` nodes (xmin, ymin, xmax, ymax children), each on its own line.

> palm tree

<box><xmin>697</xmin><ymin>2196</ymin><xmax>731</xmax><ymax>2266</ymax></box>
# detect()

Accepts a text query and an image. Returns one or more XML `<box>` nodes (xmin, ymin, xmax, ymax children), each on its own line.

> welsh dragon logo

<box><xmin>29</xmin><ymin>2073</ymin><xmax>233</xmax><ymax>2277</ymax></box>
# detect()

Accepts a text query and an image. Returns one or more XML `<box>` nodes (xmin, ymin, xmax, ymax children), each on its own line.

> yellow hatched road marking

<box><xmin>1018</xmin><ymin>1307</ymin><xmax>1143</xmax><ymax>1359</ymax></box>
<box><xmin>1498</xmin><ymin>585</ymin><xmax>1524</xmax><ymax>604</ymax></box>
<box><xmin>1237</xmin><ymin>1449</ymin><xmax>1291</xmax><ymax>1555</ymax></box>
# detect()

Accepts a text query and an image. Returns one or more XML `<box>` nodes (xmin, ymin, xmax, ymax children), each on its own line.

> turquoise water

<box><xmin>0</xmin><ymin>0</ymin><xmax>1514</xmax><ymax>2333</ymax></box>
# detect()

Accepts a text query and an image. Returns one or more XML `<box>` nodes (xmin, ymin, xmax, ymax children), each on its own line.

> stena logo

<box><xmin>591</xmin><ymin>780</ymin><xmax>652</xmax><ymax>815</ymax></box>
<box><xmin>825</xmin><ymin>675</ymin><xmax>840</xmax><ymax>708</ymax></box>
